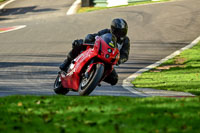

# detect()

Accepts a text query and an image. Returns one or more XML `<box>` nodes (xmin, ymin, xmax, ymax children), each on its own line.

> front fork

<box><xmin>82</xmin><ymin>61</ymin><xmax>105</xmax><ymax>82</ymax></box>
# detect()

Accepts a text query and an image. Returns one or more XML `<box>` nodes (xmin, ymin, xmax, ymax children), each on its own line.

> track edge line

<box><xmin>122</xmin><ymin>36</ymin><xmax>200</xmax><ymax>97</ymax></box>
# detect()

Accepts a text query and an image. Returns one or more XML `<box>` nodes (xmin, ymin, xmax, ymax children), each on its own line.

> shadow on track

<box><xmin>0</xmin><ymin>6</ymin><xmax>57</xmax><ymax>22</ymax></box>
<box><xmin>0</xmin><ymin>6</ymin><xmax>57</xmax><ymax>16</ymax></box>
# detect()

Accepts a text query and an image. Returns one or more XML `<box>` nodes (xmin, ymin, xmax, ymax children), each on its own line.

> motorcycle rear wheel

<box><xmin>54</xmin><ymin>75</ymin><xmax>69</xmax><ymax>95</ymax></box>
<box><xmin>79</xmin><ymin>63</ymin><xmax>104</xmax><ymax>96</ymax></box>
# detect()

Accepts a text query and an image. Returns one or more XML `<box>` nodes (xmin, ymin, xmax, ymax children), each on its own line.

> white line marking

<box><xmin>66</xmin><ymin>0</ymin><xmax>81</xmax><ymax>15</ymax></box>
<box><xmin>122</xmin><ymin>36</ymin><xmax>200</xmax><ymax>96</ymax></box>
<box><xmin>0</xmin><ymin>25</ymin><xmax>26</xmax><ymax>33</ymax></box>
<box><xmin>0</xmin><ymin>0</ymin><xmax>16</xmax><ymax>10</ymax></box>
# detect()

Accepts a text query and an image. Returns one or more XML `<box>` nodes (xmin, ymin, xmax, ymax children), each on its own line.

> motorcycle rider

<box><xmin>60</xmin><ymin>18</ymin><xmax>130</xmax><ymax>86</ymax></box>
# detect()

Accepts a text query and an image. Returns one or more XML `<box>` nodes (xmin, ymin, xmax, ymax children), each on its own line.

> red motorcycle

<box><xmin>54</xmin><ymin>33</ymin><xmax>120</xmax><ymax>96</ymax></box>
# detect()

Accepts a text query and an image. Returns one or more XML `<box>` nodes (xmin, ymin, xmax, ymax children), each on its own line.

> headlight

<box><xmin>105</xmin><ymin>54</ymin><xmax>110</xmax><ymax>58</ymax></box>
<box><xmin>107</xmin><ymin>48</ymin><xmax>112</xmax><ymax>53</ymax></box>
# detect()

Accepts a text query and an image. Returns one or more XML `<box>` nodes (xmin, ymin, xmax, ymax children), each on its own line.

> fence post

<box><xmin>82</xmin><ymin>0</ymin><xmax>94</xmax><ymax>7</ymax></box>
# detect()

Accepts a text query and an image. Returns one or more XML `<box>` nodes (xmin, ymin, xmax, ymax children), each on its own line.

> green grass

<box><xmin>78</xmin><ymin>0</ymin><xmax>171</xmax><ymax>13</ymax></box>
<box><xmin>132</xmin><ymin>42</ymin><xmax>200</xmax><ymax>95</ymax></box>
<box><xmin>0</xmin><ymin>95</ymin><xmax>200</xmax><ymax>133</ymax></box>
<box><xmin>0</xmin><ymin>0</ymin><xmax>5</xmax><ymax>3</ymax></box>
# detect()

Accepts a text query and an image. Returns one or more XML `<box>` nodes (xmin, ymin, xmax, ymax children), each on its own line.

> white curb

<box><xmin>0</xmin><ymin>0</ymin><xmax>16</xmax><ymax>10</ymax></box>
<box><xmin>123</xmin><ymin>36</ymin><xmax>200</xmax><ymax>97</ymax></box>
<box><xmin>66</xmin><ymin>0</ymin><xmax>81</xmax><ymax>15</ymax></box>
<box><xmin>0</xmin><ymin>25</ymin><xmax>26</xmax><ymax>33</ymax></box>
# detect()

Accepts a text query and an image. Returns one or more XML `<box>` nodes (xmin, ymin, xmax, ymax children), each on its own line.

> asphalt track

<box><xmin>0</xmin><ymin>0</ymin><xmax>200</xmax><ymax>97</ymax></box>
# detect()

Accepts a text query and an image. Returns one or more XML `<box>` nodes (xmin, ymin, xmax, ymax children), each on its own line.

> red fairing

<box><xmin>95</xmin><ymin>36</ymin><xmax>120</xmax><ymax>65</ymax></box>
<box><xmin>61</xmin><ymin>48</ymin><xmax>98</xmax><ymax>91</ymax></box>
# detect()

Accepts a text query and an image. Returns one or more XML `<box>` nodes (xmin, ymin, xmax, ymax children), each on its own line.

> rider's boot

<box><xmin>59</xmin><ymin>57</ymin><xmax>72</xmax><ymax>72</ymax></box>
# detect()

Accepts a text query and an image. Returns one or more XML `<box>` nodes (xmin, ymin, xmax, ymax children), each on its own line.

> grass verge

<box><xmin>132</xmin><ymin>41</ymin><xmax>200</xmax><ymax>95</ymax></box>
<box><xmin>0</xmin><ymin>95</ymin><xmax>200</xmax><ymax>133</ymax></box>
<box><xmin>78</xmin><ymin>0</ymin><xmax>171</xmax><ymax>13</ymax></box>
<box><xmin>0</xmin><ymin>0</ymin><xmax>5</xmax><ymax>3</ymax></box>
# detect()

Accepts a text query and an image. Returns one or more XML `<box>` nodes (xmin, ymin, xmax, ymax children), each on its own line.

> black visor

<box><xmin>112</xmin><ymin>27</ymin><xmax>127</xmax><ymax>38</ymax></box>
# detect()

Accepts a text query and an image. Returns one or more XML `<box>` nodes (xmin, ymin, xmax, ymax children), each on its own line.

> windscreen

<box><xmin>101</xmin><ymin>33</ymin><xmax>117</xmax><ymax>48</ymax></box>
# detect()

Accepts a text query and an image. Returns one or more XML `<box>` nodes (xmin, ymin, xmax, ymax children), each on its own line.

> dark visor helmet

<box><xmin>111</xmin><ymin>18</ymin><xmax>128</xmax><ymax>40</ymax></box>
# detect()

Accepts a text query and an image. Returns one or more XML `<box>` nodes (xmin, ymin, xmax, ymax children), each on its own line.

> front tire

<box><xmin>54</xmin><ymin>75</ymin><xmax>69</xmax><ymax>95</ymax></box>
<box><xmin>79</xmin><ymin>63</ymin><xmax>104</xmax><ymax>96</ymax></box>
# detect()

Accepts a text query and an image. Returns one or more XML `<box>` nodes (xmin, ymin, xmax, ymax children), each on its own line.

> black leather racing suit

<box><xmin>65</xmin><ymin>29</ymin><xmax>130</xmax><ymax>85</ymax></box>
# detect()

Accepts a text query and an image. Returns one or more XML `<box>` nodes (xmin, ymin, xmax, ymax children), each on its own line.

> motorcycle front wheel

<box><xmin>54</xmin><ymin>75</ymin><xmax>69</xmax><ymax>95</ymax></box>
<box><xmin>79</xmin><ymin>63</ymin><xmax>104</xmax><ymax>96</ymax></box>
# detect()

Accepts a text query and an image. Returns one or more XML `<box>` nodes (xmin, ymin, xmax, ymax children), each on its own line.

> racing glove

<box><xmin>72</xmin><ymin>39</ymin><xmax>84</xmax><ymax>48</ymax></box>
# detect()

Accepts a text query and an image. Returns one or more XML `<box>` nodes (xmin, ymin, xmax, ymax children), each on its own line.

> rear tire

<box><xmin>79</xmin><ymin>63</ymin><xmax>104</xmax><ymax>96</ymax></box>
<box><xmin>54</xmin><ymin>75</ymin><xmax>69</xmax><ymax>95</ymax></box>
